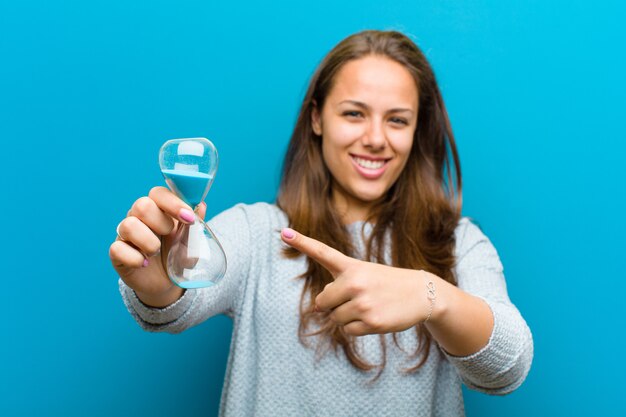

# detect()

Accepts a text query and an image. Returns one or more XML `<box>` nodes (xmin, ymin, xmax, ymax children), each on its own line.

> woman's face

<box><xmin>312</xmin><ymin>55</ymin><xmax>419</xmax><ymax>221</ymax></box>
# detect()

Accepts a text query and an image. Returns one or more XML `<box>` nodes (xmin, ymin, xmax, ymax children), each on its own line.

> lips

<box><xmin>349</xmin><ymin>154</ymin><xmax>391</xmax><ymax>179</ymax></box>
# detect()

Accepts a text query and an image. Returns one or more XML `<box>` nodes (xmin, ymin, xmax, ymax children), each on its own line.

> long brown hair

<box><xmin>277</xmin><ymin>30</ymin><xmax>462</xmax><ymax>379</ymax></box>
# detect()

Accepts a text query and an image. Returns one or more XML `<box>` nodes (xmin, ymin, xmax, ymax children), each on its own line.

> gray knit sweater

<box><xmin>119</xmin><ymin>202</ymin><xmax>533</xmax><ymax>416</ymax></box>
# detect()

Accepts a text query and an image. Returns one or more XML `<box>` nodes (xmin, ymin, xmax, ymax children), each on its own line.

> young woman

<box><xmin>110</xmin><ymin>30</ymin><xmax>533</xmax><ymax>416</ymax></box>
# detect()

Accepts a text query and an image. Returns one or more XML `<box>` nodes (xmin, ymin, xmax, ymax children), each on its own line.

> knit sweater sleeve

<box><xmin>441</xmin><ymin>218</ymin><xmax>534</xmax><ymax>395</ymax></box>
<box><xmin>118</xmin><ymin>203</ymin><xmax>253</xmax><ymax>333</ymax></box>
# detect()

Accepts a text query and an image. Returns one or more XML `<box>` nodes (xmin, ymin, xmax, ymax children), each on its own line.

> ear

<box><xmin>311</xmin><ymin>100</ymin><xmax>322</xmax><ymax>136</ymax></box>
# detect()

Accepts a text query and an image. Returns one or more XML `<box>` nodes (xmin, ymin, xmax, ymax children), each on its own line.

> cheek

<box><xmin>321</xmin><ymin>140</ymin><xmax>346</xmax><ymax>171</ymax></box>
<box><xmin>324</xmin><ymin>120</ymin><xmax>365</xmax><ymax>148</ymax></box>
<box><xmin>390</xmin><ymin>130</ymin><xmax>415</xmax><ymax>156</ymax></box>
<box><xmin>322</xmin><ymin>126</ymin><xmax>362</xmax><ymax>166</ymax></box>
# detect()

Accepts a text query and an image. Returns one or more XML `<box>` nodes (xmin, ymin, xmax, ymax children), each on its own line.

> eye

<box><xmin>343</xmin><ymin>110</ymin><xmax>364</xmax><ymax>118</ymax></box>
<box><xmin>389</xmin><ymin>117</ymin><xmax>409</xmax><ymax>126</ymax></box>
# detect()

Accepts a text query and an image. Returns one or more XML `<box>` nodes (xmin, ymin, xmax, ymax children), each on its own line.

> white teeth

<box><xmin>352</xmin><ymin>156</ymin><xmax>386</xmax><ymax>170</ymax></box>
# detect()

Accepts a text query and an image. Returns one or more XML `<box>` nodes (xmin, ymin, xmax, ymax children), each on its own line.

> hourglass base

<box><xmin>164</xmin><ymin>212</ymin><xmax>227</xmax><ymax>290</ymax></box>
<box><xmin>169</xmin><ymin>278</ymin><xmax>216</xmax><ymax>289</ymax></box>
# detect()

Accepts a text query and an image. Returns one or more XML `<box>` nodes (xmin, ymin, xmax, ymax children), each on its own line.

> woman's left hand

<box><xmin>280</xmin><ymin>227</ymin><xmax>437</xmax><ymax>336</ymax></box>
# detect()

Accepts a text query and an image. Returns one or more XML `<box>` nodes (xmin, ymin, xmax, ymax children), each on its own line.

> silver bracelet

<box><xmin>423</xmin><ymin>279</ymin><xmax>436</xmax><ymax>324</ymax></box>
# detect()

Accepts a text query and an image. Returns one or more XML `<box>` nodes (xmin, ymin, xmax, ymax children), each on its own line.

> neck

<box><xmin>331</xmin><ymin>185</ymin><xmax>377</xmax><ymax>225</ymax></box>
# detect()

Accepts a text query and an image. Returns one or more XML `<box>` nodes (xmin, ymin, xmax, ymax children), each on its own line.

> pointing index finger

<box><xmin>281</xmin><ymin>228</ymin><xmax>352</xmax><ymax>276</ymax></box>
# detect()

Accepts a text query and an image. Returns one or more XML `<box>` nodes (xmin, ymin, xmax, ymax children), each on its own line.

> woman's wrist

<box><xmin>419</xmin><ymin>270</ymin><xmax>454</xmax><ymax>327</ymax></box>
<box><xmin>420</xmin><ymin>271</ymin><xmax>494</xmax><ymax>356</ymax></box>
<box><xmin>135</xmin><ymin>285</ymin><xmax>185</xmax><ymax>308</ymax></box>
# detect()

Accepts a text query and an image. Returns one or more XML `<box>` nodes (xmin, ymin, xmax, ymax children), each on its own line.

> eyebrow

<box><xmin>338</xmin><ymin>100</ymin><xmax>414</xmax><ymax>114</ymax></box>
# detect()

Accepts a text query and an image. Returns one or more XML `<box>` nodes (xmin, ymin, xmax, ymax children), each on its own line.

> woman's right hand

<box><xmin>109</xmin><ymin>186</ymin><xmax>207</xmax><ymax>308</ymax></box>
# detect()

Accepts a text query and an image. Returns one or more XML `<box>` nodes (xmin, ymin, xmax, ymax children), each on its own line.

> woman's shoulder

<box><xmin>453</xmin><ymin>216</ymin><xmax>504</xmax><ymax>271</ymax></box>
<box><xmin>453</xmin><ymin>216</ymin><xmax>494</xmax><ymax>255</ymax></box>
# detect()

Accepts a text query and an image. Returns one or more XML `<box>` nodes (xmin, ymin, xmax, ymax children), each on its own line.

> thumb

<box><xmin>281</xmin><ymin>228</ymin><xmax>352</xmax><ymax>276</ymax></box>
<box><xmin>198</xmin><ymin>202</ymin><xmax>207</xmax><ymax>220</ymax></box>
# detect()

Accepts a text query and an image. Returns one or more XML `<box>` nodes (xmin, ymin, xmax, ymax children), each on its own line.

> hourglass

<box><xmin>159</xmin><ymin>138</ymin><xmax>227</xmax><ymax>289</ymax></box>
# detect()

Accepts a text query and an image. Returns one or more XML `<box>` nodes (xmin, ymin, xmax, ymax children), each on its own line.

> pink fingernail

<box><xmin>142</xmin><ymin>259</ymin><xmax>149</xmax><ymax>267</ymax></box>
<box><xmin>179</xmin><ymin>208</ymin><xmax>195</xmax><ymax>223</ymax></box>
<box><xmin>282</xmin><ymin>228</ymin><xmax>295</xmax><ymax>239</ymax></box>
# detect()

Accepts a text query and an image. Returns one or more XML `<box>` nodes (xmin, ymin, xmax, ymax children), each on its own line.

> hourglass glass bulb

<box><xmin>159</xmin><ymin>138</ymin><xmax>227</xmax><ymax>289</ymax></box>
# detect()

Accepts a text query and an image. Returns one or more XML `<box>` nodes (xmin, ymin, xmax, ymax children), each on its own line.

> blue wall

<box><xmin>1</xmin><ymin>1</ymin><xmax>624</xmax><ymax>415</ymax></box>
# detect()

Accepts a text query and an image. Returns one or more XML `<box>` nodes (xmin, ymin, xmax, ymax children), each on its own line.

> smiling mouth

<box><xmin>350</xmin><ymin>154</ymin><xmax>391</xmax><ymax>170</ymax></box>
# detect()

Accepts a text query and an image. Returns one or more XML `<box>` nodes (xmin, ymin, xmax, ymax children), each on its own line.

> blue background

<box><xmin>1</xmin><ymin>0</ymin><xmax>624</xmax><ymax>416</ymax></box>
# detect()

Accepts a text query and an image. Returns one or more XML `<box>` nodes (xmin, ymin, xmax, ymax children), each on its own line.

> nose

<box><xmin>362</xmin><ymin>119</ymin><xmax>386</xmax><ymax>150</ymax></box>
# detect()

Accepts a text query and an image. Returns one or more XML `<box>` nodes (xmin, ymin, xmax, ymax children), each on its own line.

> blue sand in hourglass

<box><xmin>161</xmin><ymin>169</ymin><xmax>213</xmax><ymax>207</ymax></box>
<box><xmin>178</xmin><ymin>279</ymin><xmax>215</xmax><ymax>289</ymax></box>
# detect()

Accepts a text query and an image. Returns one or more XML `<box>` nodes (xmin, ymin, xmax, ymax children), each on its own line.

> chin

<box><xmin>352</xmin><ymin>186</ymin><xmax>388</xmax><ymax>203</ymax></box>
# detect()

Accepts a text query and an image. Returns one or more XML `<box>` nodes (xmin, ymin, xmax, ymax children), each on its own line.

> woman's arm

<box><xmin>423</xmin><ymin>273</ymin><xmax>494</xmax><ymax>357</ymax></box>
<box><xmin>118</xmin><ymin>203</ymin><xmax>254</xmax><ymax>333</ymax></box>
<box><xmin>281</xmin><ymin>220</ymin><xmax>533</xmax><ymax>394</ymax></box>
<box><xmin>429</xmin><ymin>219</ymin><xmax>534</xmax><ymax>395</ymax></box>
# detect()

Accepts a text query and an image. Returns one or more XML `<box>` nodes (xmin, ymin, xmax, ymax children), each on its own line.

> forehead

<box><xmin>327</xmin><ymin>55</ymin><xmax>419</xmax><ymax>108</ymax></box>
